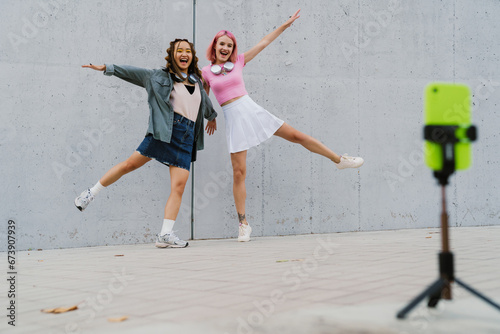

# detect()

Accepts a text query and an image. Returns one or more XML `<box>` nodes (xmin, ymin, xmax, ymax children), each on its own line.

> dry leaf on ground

<box><xmin>108</xmin><ymin>316</ymin><xmax>129</xmax><ymax>322</ymax></box>
<box><xmin>41</xmin><ymin>305</ymin><xmax>78</xmax><ymax>313</ymax></box>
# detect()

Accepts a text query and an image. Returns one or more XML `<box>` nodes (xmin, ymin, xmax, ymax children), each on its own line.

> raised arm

<box><xmin>82</xmin><ymin>63</ymin><xmax>153</xmax><ymax>88</ymax></box>
<box><xmin>243</xmin><ymin>9</ymin><xmax>300</xmax><ymax>64</ymax></box>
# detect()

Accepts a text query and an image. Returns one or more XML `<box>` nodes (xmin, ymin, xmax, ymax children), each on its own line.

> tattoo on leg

<box><xmin>238</xmin><ymin>213</ymin><xmax>246</xmax><ymax>223</ymax></box>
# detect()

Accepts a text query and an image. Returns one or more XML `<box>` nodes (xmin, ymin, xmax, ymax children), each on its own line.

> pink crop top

<box><xmin>202</xmin><ymin>53</ymin><xmax>248</xmax><ymax>105</ymax></box>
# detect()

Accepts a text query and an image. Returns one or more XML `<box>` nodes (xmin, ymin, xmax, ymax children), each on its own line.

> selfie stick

<box><xmin>396</xmin><ymin>108</ymin><xmax>500</xmax><ymax>319</ymax></box>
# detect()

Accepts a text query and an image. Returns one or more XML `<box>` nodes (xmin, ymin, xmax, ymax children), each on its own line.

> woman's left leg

<box><xmin>164</xmin><ymin>166</ymin><xmax>190</xmax><ymax>220</ymax></box>
<box><xmin>274</xmin><ymin>123</ymin><xmax>341</xmax><ymax>163</ymax></box>
<box><xmin>156</xmin><ymin>165</ymin><xmax>191</xmax><ymax>248</ymax></box>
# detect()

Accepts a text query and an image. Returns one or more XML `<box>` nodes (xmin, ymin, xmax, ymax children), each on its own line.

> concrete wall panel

<box><xmin>2</xmin><ymin>0</ymin><xmax>499</xmax><ymax>250</ymax></box>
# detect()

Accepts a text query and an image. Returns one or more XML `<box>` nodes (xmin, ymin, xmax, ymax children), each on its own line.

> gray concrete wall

<box><xmin>2</xmin><ymin>0</ymin><xmax>499</xmax><ymax>251</ymax></box>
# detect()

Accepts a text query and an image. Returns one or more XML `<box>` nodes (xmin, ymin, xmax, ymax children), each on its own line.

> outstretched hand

<box><xmin>205</xmin><ymin>119</ymin><xmax>217</xmax><ymax>136</ymax></box>
<box><xmin>283</xmin><ymin>9</ymin><xmax>301</xmax><ymax>29</ymax></box>
<box><xmin>81</xmin><ymin>64</ymin><xmax>106</xmax><ymax>71</ymax></box>
<box><xmin>244</xmin><ymin>9</ymin><xmax>301</xmax><ymax>64</ymax></box>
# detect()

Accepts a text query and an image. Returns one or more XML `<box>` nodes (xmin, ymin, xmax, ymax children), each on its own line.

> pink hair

<box><xmin>206</xmin><ymin>30</ymin><xmax>238</xmax><ymax>64</ymax></box>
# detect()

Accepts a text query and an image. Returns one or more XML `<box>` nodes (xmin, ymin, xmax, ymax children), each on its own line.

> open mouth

<box><xmin>220</xmin><ymin>51</ymin><xmax>229</xmax><ymax>57</ymax></box>
<box><xmin>180</xmin><ymin>58</ymin><xmax>189</xmax><ymax>64</ymax></box>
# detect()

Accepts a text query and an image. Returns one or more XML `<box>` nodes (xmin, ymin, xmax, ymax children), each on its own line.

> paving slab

<box><xmin>2</xmin><ymin>226</ymin><xmax>500</xmax><ymax>333</ymax></box>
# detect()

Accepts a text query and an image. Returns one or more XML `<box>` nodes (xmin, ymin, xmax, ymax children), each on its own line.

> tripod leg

<box><xmin>455</xmin><ymin>278</ymin><xmax>500</xmax><ymax>312</ymax></box>
<box><xmin>428</xmin><ymin>280</ymin><xmax>451</xmax><ymax>307</ymax></box>
<box><xmin>428</xmin><ymin>286</ymin><xmax>443</xmax><ymax>308</ymax></box>
<box><xmin>397</xmin><ymin>279</ymin><xmax>445</xmax><ymax>319</ymax></box>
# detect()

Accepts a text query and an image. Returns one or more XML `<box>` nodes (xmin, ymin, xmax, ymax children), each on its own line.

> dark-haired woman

<box><xmin>75</xmin><ymin>39</ymin><xmax>217</xmax><ymax>248</ymax></box>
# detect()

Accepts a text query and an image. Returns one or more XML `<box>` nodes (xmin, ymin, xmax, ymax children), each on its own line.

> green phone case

<box><xmin>424</xmin><ymin>83</ymin><xmax>472</xmax><ymax>171</ymax></box>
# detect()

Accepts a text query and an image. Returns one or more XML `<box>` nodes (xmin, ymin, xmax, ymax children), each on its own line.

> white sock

<box><xmin>90</xmin><ymin>181</ymin><xmax>106</xmax><ymax>196</ymax></box>
<box><xmin>160</xmin><ymin>219</ymin><xmax>175</xmax><ymax>235</ymax></box>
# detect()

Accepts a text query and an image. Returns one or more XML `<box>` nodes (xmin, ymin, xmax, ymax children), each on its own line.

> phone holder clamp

<box><xmin>423</xmin><ymin>125</ymin><xmax>477</xmax><ymax>185</ymax></box>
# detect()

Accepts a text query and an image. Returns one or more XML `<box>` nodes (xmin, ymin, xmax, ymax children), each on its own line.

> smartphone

<box><xmin>424</xmin><ymin>83</ymin><xmax>472</xmax><ymax>171</ymax></box>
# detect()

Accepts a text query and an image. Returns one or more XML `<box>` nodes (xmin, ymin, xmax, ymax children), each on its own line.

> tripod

<box><xmin>396</xmin><ymin>125</ymin><xmax>500</xmax><ymax>319</ymax></box>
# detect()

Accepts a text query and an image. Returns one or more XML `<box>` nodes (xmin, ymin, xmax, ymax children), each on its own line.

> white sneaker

<box><xmin>75</xmin><ymin>189</ymin><xmax>94</xmax><ymax>211</ymax></box>
<box><xmin>155</xmin><ymin>232</ymin><xmax>189</xmax><ymax>248</ymax></box>
<box><xmin>336</xmin><ymin>154</ymin><xmax>364</xmax><ymax>169</ymax></box>
<box><xmin>238</xmin><ymin>223</ymin><xmax>252</xmax><ymax>242</ymax></box>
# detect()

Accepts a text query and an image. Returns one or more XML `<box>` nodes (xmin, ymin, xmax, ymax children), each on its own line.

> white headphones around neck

<box><xmin>211</xmin><ymin>62</ymin><xmax>234</xmax><ymax>75</ymax></box>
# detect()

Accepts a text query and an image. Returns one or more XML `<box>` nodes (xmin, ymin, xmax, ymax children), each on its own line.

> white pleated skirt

<box><xmin>222</xmin><ymin>95</ymin><xmax>284</xmax><ymax>153</ymax></box>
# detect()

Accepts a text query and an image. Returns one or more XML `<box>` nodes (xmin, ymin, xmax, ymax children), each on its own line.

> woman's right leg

<box><xmin>231</xmin><ymin>150</ymin><xmax>248</xmax><ymax>224</ymax></box>
<box><xmin>231</xmin><ymin>150</ymin><xmax>252</xmax><ymax>242</ymax></box>
<box><xmin>99</xmin><ymin>151</ymin><xmax>151</xmax><ymax>186</ymax></box>
<box><xmin>75</xmin><ymin>151</ymin><xmax>151</xmax><ymax>211</ymax></box>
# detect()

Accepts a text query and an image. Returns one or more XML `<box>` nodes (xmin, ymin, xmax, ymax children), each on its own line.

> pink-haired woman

<box><xmin>202</xmin><ymin>10</ymin><xmax>364</xmax><ymax>242</ymax></box>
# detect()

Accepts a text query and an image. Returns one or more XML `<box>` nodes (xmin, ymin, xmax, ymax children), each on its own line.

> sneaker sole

<box><xmin>337</xmin><ymin>162</ymin><xmax>364</xmax><ymax>170</ymax></box>
<box><xmin>237</xmin><ymin>237</ymin><xmax>250</xmax><ymax>242</ymax></box>
<box><xmin>155</xmin><ymin>242</ymin><xmax>189</xmax><ymax>248</ymax></box>
<box><xmin>74</xmin><ymin>199</ymin><xmax>84</xmax><ymax>212</ymax></box>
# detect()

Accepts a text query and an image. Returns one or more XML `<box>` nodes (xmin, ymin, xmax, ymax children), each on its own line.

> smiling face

<box><xmin>173</xmin><ymin>41</ymin><xmax>193</xmax><ymax>73</ymax></box>
<box><xmin>214</xmin><ymin>35</ymin><xmax>234</xmax><ymax>64</ymax></box>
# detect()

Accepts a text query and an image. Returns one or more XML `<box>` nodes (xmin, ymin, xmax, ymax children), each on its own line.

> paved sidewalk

<box><xmin>3</xmin><ymin>226</ymin><xmax>500</xmax><ymax>334</ymax></box>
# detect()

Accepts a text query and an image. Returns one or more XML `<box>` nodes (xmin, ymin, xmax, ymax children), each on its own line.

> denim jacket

<box><xmin>104</xmin><ymin>64</ymin><xmax>217</xmax><ymax>161</ymax></box>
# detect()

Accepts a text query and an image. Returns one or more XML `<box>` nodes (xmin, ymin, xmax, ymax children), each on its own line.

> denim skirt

<box><xmin>137</xmin><ymin>113</ymin><xmax>195</xmax><ymax>171</ymax></box>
